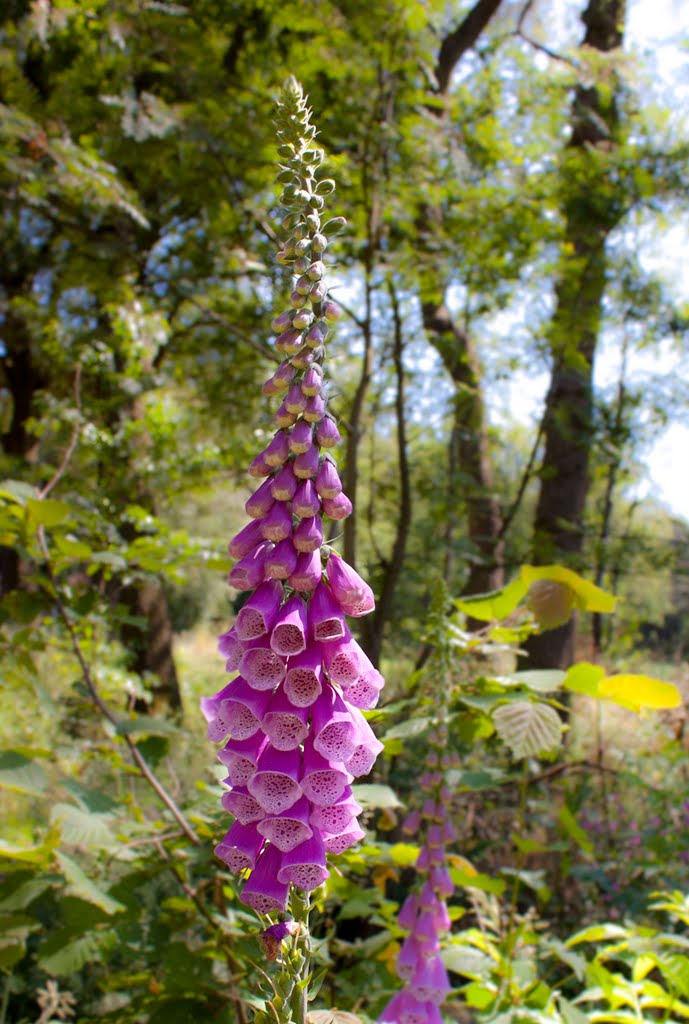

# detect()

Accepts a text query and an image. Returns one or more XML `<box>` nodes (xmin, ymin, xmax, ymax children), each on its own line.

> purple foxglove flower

<box><xmin>293</xmin><ymin>444</ymin><xmax>320</xmax><ymax>479</ymax></box>
<box><xmin>289</xmin><ymin>288</ymin><xmax>307</xmax><ymax>309</ymax></box>
<box><xmin>288</xmin><ymin>418</ymin><xmax>313</xmax><ymax>453</ymax></box>
<box><xmin>261</xmin><ymin>430</ymin><xmax>290</xmax><ymax>468</ymax></box>
<box><xmin>300</xmin><ymin>736</ymin><xmax>350</xmax><ymax>806</ymax></box>
<box><xmin>303</xmin><ymin>394</ymin><xmax>326</xmax><ymax>423</ymax></box>
<box><xmin>321</xmin><ymin>633</ymin><xmax>362</xmax><ymax>685</ymax></box>
<box><xmin>401</xmin><ymin>810</ymin><xmax>422</xmax><ymax>836</ymax></box>
<box><xmin>322</xmin><ymin>826</ymin><xmax>366</xmax><ymax>854</ymax></box>
<box><xmin>214</xmin><ymin>820</ymin><xmax>265</xmax><ymax>873</ymax></box>
<box><xmin>289</xmin><ymin>549</ymin><xmax>323</xmax><ymax>592</ymax></box>
<box><xmin>305</xmin><ymin>321</ymin><xmax>328</xmax><ymax>347</ymax></box>
<box><xmin>274</xmin><ymin>401</ymin><xmax>298</xmax><ymax>428</ymax></box>
<box><xmin>257</xmin><ymin>795</ymin><xmax>313</xmax><ymax>853</ymax></box>
<box><xmin>221</xmin><ymin>785</ymin><xmax>265</xmax><ymax>824</ymax></box>
<box><xmin>207</xmin><ymin>677</ymin><xmax>273</xmax><ymax>742</ymax></box>
<box><xmin>270</xmin><ymin>463</ymin><xmax>298</xmax><ymax>502</ymax></box>
<box><xmin>381</xmin><ymin>993</ymin><xmax>443</xmax><ymax>1024</ymax></box>
<box><xmin>315</xmin><ymin>415</ymin><xmax>341</xmax><ymax>448</ymax></box>
<box><xmin>292</xmin><ymin>514</ymin><xmax>323</xmax><ymax>553</ymax></box>
<box><xmin>276</xmin><ymin>328</ymin><xmax>304</xmax><ymax>354</ymax></box>
<box><xmin>259</xmin><ymin>920</ymin><xmax>301</xmax><ymax>961</ymax></box>
<box><xmin>248</xmin><ymin>452</ymin><xmax>272</xmax><ymax>476</ymax></box>
<box><xmin>239</xmin><ymin>642</ymin><xmax>286</xmax><ymax>691</ymax></box>
<box><xmin>266</xmin><ymin>537</ymin><xmax>298</xmax><ymax>580</ymax></box>
<box><xmin>397</xmin><ymin>934</ymin><xmax>425</xmax><ymax>981</ymax></box>
<box><xmin>323</xmin><ymin>300</ymin><xmax>341</xmax><ymax>322</ymax></box>
<box><xmin>228</xmin><ymin>540</ymin><xmax>273</xmax><ymax>591</ymax></box>
<box><xmin>409</xmin><ymin>954</ymin><xmax>451</xmax><ymax>1005</ymax></box>
<box><xmin>248</xmin><ymin>744</ymin><xmax>302</xmax><ymax>814</ymax></box>
<box><xmin>285</xmin><ymin>385</ymin><xmax>307</xmax><ymax>416</ymax></box>
<box><xmin>259</xmin><ymin>500</ymin><xmax>293</xmax><ymax>542</ymax></box>
<box><xmin>290</xmin><ymin>345</ymin><xmax>317</xmax><ymax>369</ymax></box>
<box><xmin>234</xmin><ymin>579</ymin><xmax>283</xmax><ymax>641</ymax></box>
<box><xmin>309</xmin><ymin>582</ymin><xmax>346</xmax><ymax>642</ymax></box>
<box><xmin>218</xmin><ymin>625</ymin><xmax>239</xmax><ymax>660</ymax></box>
<box><xmin>228</xmin><ymin>519</ymin><xmax>266</xmax><ymax>559</ymax></box>
<box><xmin>277</xmin><ymin>831</ymin><xmax>329</xmax><ymax>891</ymax></box>
<box><xmin>292</xmin><ymin>479</ymin><xmax>321</xmax><ymax>518</ymax></box>
<box><xmin>307</xmin><ymin>259</ymin><xmax>325</xmax><ymax>281</ymax></box>
<box><xmin>284</xmin><ymin>647</ymin><xmax>323</xmax><ymax>707</ymax></box>
<box><xmin>322</xmin><ymin>492</ymin><xmax>352</xmax><ymax>521</ymax></box>
<box><xmin>301</xmin><ymin>366</ymin><xmax>324</xmax><ymax>396</ymax></box>
<box><xmin>270</xmin><ymin>594</ymin><xmax>308</xmax><ymax>656</ymax></box>
<box><xmin>344</xmin><ymin>668</ymin><xmax>384</xmax><ymax>709</ymax></box>
<box><xmin>292</xmin><ymin>308</ymin><xmax>314</xmax><ymax>330</ymax></box>
<box><xmin>245</xmin><ymin>477</ymin><xmax>276</xmax><ymax>519</ymax></box>
<box><xmin>217</xmin><ymin>732</ymin><xmax>268</xmax><ymax>787</ymax></box>
<box><xmin>398</xmin><ymin>892</ymin><xmax>419</xmax><ymax>930</ymax></box>
<box><xmin>271</xmin><ymin>310</ymin><xmax>294</xmax><ymax>333</ymax></box>
<box><xmin>315</xmin><ymin>459</ymin><xmax>342</xmax><ymax>500</ymax></box>
<box><xmin>415</xmin><ymin>845</ymin><xmax>446</xmax><ymax>871</ymax></box>
<box><xmin>309</xmin><ymin>786</ymin><xmax>361</xmax><ymax>834</ymax></box>
<box><xmin>326</xmin><ymin>553</ymin><xmax>375</xmax><ymax>617</ymax></box>
<box><xmin>343</xmin><ymin>707</ymin><xmax>384</xmax><ymax>777</ymax></box>
<box><xmin>262</xmin><ymin>685</ymin><xmax>309</xmax><ymax>750</ymax></box>
<box><xmin>240</xmin><ymin>843</ymin><xmax>289</xmax><ymax>915</ymax></box>
<box><xmin>417</xmin><ymin>906</ymin><xmax>450</xmax><ymax>942</ymax></box>
<box><xmin>429</xmin><ymin>866</ymin><xmax>454</xmax><ymax>898</ymax></box>
<box><xmin>309</xmin><ymin>279</ymin><xmax>327</xmax><ymax>301</ymax></box>
<box><xmin>311</xmin><ymin>684</ymin><xmax>358</xmax><ymax>762</ymax></box>
<box><xmin>261</xmin><ymin>377</ymin><xmax>281</xmax><ymax>397</ymax></box>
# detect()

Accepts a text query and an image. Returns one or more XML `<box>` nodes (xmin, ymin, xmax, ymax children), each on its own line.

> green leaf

<box><xmin>563</xmin><ymin>662</ymin><xmax>606</xmax><ymax>697</ymax></box>
<box><xmin>492</xmin><ymin>701</ymin><xmax>563</xmax><ymax>757</ymax></box>
<box><xmin>450</xmin><ymin>868</ymin><xmax>506</xmax><ymax>895</ymax></box>
<box><xmin>521</xmin><ymin>565</ymin><xmax>616</xmax><ymax>613</ymax></box>
<box><xmin>115</xmin><ymin>716</ymin><xmax>178</xmax><ymax>737</ymax></box>
<box><xmin>38</xmin><ymin>928</ymin><xmax>116</xmax><ymax>976</ymax></box>
<box><xmin>54</xmin><ymin>852</ymin><xmax>124</xmax><ymax>915</ymax></box>
<box><xmin>509</xmin><ymin>670</ymin><xmax>566</xmax><ymax>693</ymax></box>
<box><xmin>383</xmin><ymin>717</ymin><xmax>431</xmax><ymax>741</ymax></box>
<box><xmin>559</xmin><ymin>997</ymin><xmax>590</xmax><ymax>1024</ymax></box>
<box><xmin>351</xmin><ymin>784</ymin><xmax>402</xmax><ymax>809</ymax></box>
<box><xmin>545</xmin><ymin>939</ymin><xmax>587</xmax><ymax>981</ymax></box>
<box><xmin>0</xmin><ymin>875</ymin><xmax>55</xmax><ymax>911</ymax></box>
<box><xmin>50</xmin><ymin>803</ymin><xmax>116</xmax><ymax>849</ymax></box>
<box><xmin>442</xmin><ymin>943</ymin><xmax>494</xmax><ymax>978</ymax></box>
<box><xmin>25</xmin><ymin>497</ymin><xmax>72</xmax><ymax>527</ymax></box>
<box><xmin>566</xmin><ymin>923</ymin><xmax>628</xmax><ymax>946</ymax></box>
<box><xmin>0</xmin><ymin>479</ymin><xmax>34</xmax><ymax>503</ymax></box>
<box><xmin>463</xmin><ymin>980</ymin><xmax>497</xmax><ymax>1009</ymax></box>
<box><xmin>54</xmin><ymin>534</ymin><xmax>93</xmax><ymax>559</ymax></box>
<box><xmin>454</xmin><ymin>575</ymin><xmax>528</xmax><ymax>621</ymax></box>
<box><xmin>0</xmin><ymin>749</ymin><xmax>48</xmax><ymax>795</ymax></box>
<box><xmin>558</xmin><ymin>804</ymin><xmax>593</xmax><ymax>855</ymax></box>
<box><xmin>597</xmin><ymin>674</ymin><xmax>681</xmax><ymax>712</ymax></box>
<box><xmin>387</xmin><ymin>843</ymin><xmax>420</xmax><ymax>867</ymax></box>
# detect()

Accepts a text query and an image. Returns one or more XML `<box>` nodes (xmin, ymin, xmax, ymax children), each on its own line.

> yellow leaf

<box><xmin>597</xmin><ymin>674</ymin><xmax>681</xmax><ymax>712</ymax></box>
<box><xmin>521</xmin><ymin>565</ymin><xmax>615</xmax><ymax>614</ymax></box>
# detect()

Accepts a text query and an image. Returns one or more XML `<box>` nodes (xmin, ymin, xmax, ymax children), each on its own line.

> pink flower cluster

<box><xmin>381</xmin><ymin>730</ymin><xmax>456</xmax><ymax>1023</ymax></box>
<box><xmin>201</xmin><ymin>87</ymin><xmax>385</xmax><ymax>910</ymax></box>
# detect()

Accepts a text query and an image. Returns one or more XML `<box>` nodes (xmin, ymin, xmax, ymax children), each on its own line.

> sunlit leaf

<box><xmin>597</xmin><ymin>674</ymin><xmax>681</xmax><ymax>712</ymax></box>
<box><xmin>50</xmin><ymin>803</ymin><xmax>116</xmax><ymax>849</ymax></box>
<box><xmin>510</xmin><ymin>669</ymin><xmax>566</xmax><ymax>692</ymax></box>
<box><xmin>55</xmin><ymin>852</ymin><xmax>124</xmax><ymax>915</ymax></box>
<box><xmin>454</xmin><ymin>575</ymin><xmax>528</xmax><ymax>621</ymax></box>
<box><xmin>563</xmin><ymin>662</ymin><xmax>606</xmax><ymax>697</ymax></box>
<box><xmin>25</xmin><ymin>497</ymin><xmax>72</xmax><ymax>527</ymax></box>
<box><xmin>0</xmin><ymin>750</ymin><xmax>48</xmax><ymax>796</ymax></box>
<box><xmin>521</xmin><ymin>565</ymin><xmax>616</xmax><ymax>613</ymax></box>
<box><xmin>492</xmin><ymin>701</ymin><xmax>563</xmax><ymax>758</ymax></box>
<box><xmin>351</xmin><ymin>784</ymin><xmax>402</xmax><ymax>809</ymax></box>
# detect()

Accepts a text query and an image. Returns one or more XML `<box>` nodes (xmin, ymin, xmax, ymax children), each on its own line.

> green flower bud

<box><xmin>315</xmin><ymin>178</ymin><xmax>335</xmax><ymax>195</ymax></box>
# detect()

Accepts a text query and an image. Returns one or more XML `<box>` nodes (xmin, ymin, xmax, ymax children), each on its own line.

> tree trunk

<box><xmin>525</xmin><ymin>0</ymin><xmax>626</xmax><ymax>669</ymax></box>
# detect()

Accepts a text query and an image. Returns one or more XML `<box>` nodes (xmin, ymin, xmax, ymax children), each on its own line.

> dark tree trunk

<box><xmin>525</xmin><ymin>0</ymin><xmax>626</xmax><ymax>669</ymax></box>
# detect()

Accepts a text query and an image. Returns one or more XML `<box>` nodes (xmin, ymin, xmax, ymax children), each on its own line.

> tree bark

<box><xmin>525</xmin><ymin>0</ymin><xmax>626</xmax><ymax>669</ymax></box>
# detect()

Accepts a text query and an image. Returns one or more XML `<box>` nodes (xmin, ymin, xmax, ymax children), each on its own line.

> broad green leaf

<box><xmin>0</xmin><ymin>876</ymin><xmax>54</xmax><ymax>911</ymax></box>
<box><xmin>25</xmin><ymin>497</ymin><xmax>72</xmax><ymax>527</ymax></box>
<box><xmin>597</xmin><ymin>674</ymin><xmax>681</xmax><ymax>712</ymax></box>
<box><xmin>463</xmin><ymin>980</ymin><xmax>497</xmax><ymax>1009</ymax></box>
<box><xmin>566</xmin><ymin>923</ymin><xmax>628</xmax><ymax>946</ymax></box>
<box><xmin>558</xmin><ymin>997</ymin><xmax>590</xmax><ymax>1024</ymax></box>
<box><xmin>383</xmin><ymin>717</ymin><xmax>431</xmax><ymax>741</ymax></box>
<box><xmin>55</xmin><ymin>852</ymin><xmax>124</xmax><ymax>915</ymax></box>
<box><xmin>0</xmin><ymin>830</ymin><xmax>58</xmax><ymax>863</ymax></box>
<box><xmin>510</xmin><ymin>670</ymin><xmax>566</xmax><ymax>692</ymax></box>
<box><xmin>115</xmin><ymin>716</ymin><xmax>178</xmax><ymax>737</ymax></box>
<box><xmin>351</xmin><ymin>784</ymin><xmax>402</xmax><ymax>809</ymax></box>
<box><xmin>38</xmin><ymin>928</ymin><xmax>116</xmax><ymax>976</ymax></box>
<box><xmin>50</xmin><ymin>803</ymin><xmax>116</xmax><ymax>849</ymax></box>
<box><xmin>0</xmin><ymin>913</ymin><xmax>38</xmax><ymax>970</ymax></box>
<box><xmin>563</xmin><ymin>662</ymin><xmax>606</xmax><ymax>697</ymax></box>
<box><xmin>454</xmin><ymin>574</ymin><xmax>528</xmax><ymax>621</ymax></box>
<box><xmin>54</xmin><ymin>534</ymin><xmax>93</xmax><ymax>559</ymax></box>
<box><xmin>451</xmin><ymin>868</ymin><xmax>506</xmax><ymax>895</ymax></box>
<box><xmin>387</xmin><ymin>843</ymin><xmax>420</xmax><ymax>867</ymax></box>
<box><xmin>492</xmin><ymin>701</ymin><xmax>563</xmax><ymax>758</ymax></box>
<box><xmin>545</xmin><ymin>940</ymin><xmax>587</xmax><ymax>981</ymax></box>
<box><xmin>0</xmin><ymin>479</ymin><xmax>34</xmax><ymax>503</ymax></box>
<box><xmin>521</xmin><ymin>565</ymin><xmax>616</xmax><ymax>613</ymax></box>
<box><xmin>0</xmin><ymin>750</ymin><xmax>48</xmax><ymax>796</ymax></box>
<box><xmin>442</xmin><ymin>943</ymin><xmax>494</xmax><ymax>978</ymax></box>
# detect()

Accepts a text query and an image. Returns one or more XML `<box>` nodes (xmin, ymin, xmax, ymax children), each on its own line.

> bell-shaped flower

<box><xmin>260</xmin><ymin>430</ymin><xmax>290</xmax><ymax>467</ymax></box>
<box><xmin>321</xmin><ymin>825</ymin><xmax>365</xmax><ymax>854</ymax></box>
<box><xmin>277</xmin><ymin>831</ymin><xmax>329</xmax><ymax>891</ymax></box>
<box><xmin>262</xmin><ymin>684</ymin><xmax>309</xmax><ymax>750</ymax></box>
<box><xmin>239</xmin><ymin>640</ymin><xmax>285</xmax><ymax>691</ymax></box>
<box><xmin>257</xmin><ymin>795</ymin><xmax>313</xmax><ymax>853</ymax></box>
<box><xmin>240</xmin><ymin>844</ymin><xmax>289</xmax><ymax>915</ymax></box>
<box><xmin>322</xmin><ymin>492</ymin><xmax>352</xmax><ymax>521</ymax></box>
<box><xmin>326</xmin><ymin>553</ymin><xmax>376</xmax><ymax>617</ymax></box>
<box><xmin>234</xmin><ymin>580</ymin><xmax>283</xmax><ymax>641</ymax></box>
<box><xmin>266</xmin><ymin>537</ymin><xmax>298</xmax><ymax>580</ymax></box>
<box><xmin>303</xmin><ymin>394</ymin><xmax>326</xmax><ymax>423</ymax></box>
<box><xmin>315</xmin><ymin>459</ymin><xmax>342</xmax><ymax>499</ymax></box>
<box><xmin>301</xmin><ymin>366</ymin><xmax>323</xmax><ymax>396</ymax></box>
<box><xmin>409</xmin><ymin>954</ymin><xmax>451</xmax><ymax>1005</ymax></box>
<box><xmin>321</xmin><ymin>632</ymin><xmax>363</xmax><ymax>686</ymax></box>
<box><xmin>284</xmin><ymin>647</ymin><xmax>323</xmax><ymax>707</ymax></box>
<box><xmin>220</xmin><ymin>785</ymin><xmax>265</xmax><ymax>825</ymax></box>
<box><xmin>300</xmin><ymin>736</ymin><xmax>350</xmax><ymax>806</ymax></box>
<box><xmin>315</xmin><ymin>415</ymin><xmax>341</xmax><ymax>448</ymax></box>
<box><xmin>228</xmin><ymin>541</ymin><xmax>273</xmax><ymax>591</ymax></box>
<box><xmin>292</xmin><ymin>514</ymin><xmax>323</xmax><ymax>553</ymax></box>
<box><xmin>288</xmin><ymin>418</ymin><xmax>313</xmax><ymax>453</ymax></box>
<box><xmin>292</xmin><ymin>479</ymin><xmax>321</xmax><ymax>518</ymax></box>
<box><xmin>344</xmin><ymin>668</ymin><xmax>384</xmax><ymax>709</ymax></box>
<box><xmin>293</xmin><ymin>445</ymin><xmax>320</xmax><ymax>479</ymax></box>
<box><xmin>289</xmin><ymin>549</ymin><xmax>322</xmax><ymax>592</ymax></box>
<box><xmin>214</xmin><ymin>820</ymin><xmax>264</xmax><ymax>873</ymax></box>
<box><xmin>245</xmin><ymin>476</ymin><xmax>276</xmax><ymax>519</ymax></box>
<box><xmin>228</xmin><ymin>519</ymin><xmax>265</xmax><ymax>559</ymax></box>
<box><xmin>217</xmin><ymin>732</ymin><xmax>268</xmax><ymax>787</ymax></box>
<box><xmin>260</xmin><ymin>501</ymin><xmax>293</xmax><ymax>543</ymax></box>
<box><xmin>309</xmin><ymin>582</ymin><xmax>346</xmax><ymax>642</ymax></box>
<box><xmin>309</xmin><ymin>786</ymin><xmax>361</xmax><ymax>835</ymax></box>
<box><xmin>270</xmin><ymin>594</ymin><xmax>308</xmax><ymax>656</ymax></box>
<box><xmin>311</xmin><ymin>684</ymin><xmax>358</xmax><ymax>762</ymax></box>
<box><xmin>270</xmin><ymin>463</ymin><xmax>298</xmax><ymax>501</ymax></box>
<box><xmin>248</xmin><ymin>744</ymin><xmax>302</xmax><ymax>814</ymax></box>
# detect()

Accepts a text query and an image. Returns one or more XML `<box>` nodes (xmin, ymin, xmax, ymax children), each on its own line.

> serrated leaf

<box><xmin>598</xmin><ymin>674</ymin><xmax>681</xmax><ymax>712</ymax></box>
<box><xmin>442</xmin><ymin>943</ymin><xmax>494</xmax><ymax>978</ymax></box>
<box><xmin>25</xmin><ymin>497</ymin><xmax>72</xmax><ymax>527</ymax></box>
<box><xmin>0</xmin><ymin>750</ymin><xmax>48</xmax><ymax>795</ymax></box>
<box><xmin>454</xmin><ymin>575</ymin><xmax>528</xmax><ymax>621</ymax></box>
<box><xmin>351</xmin><ymin>784</ymin><xmax>402</xmax><ymax>809</ymax></box>
<box><xmin>492</xmin><ymin>701</ymin><xmax>563</xmax><ymax>758</ymax></box>
<box><xmin>0</xmin><ymin>876</ymin><xmax>54</xmax><ymax>911</ymax></box>
<box><xmin>38</xmin><ymin>929</ymin><xmax>115</xmax><ymax>976</ymax></box>
<box><xmin>383</xmin><ymin>717</ymin><xmax>430</xmax><ymax>741</ymax></box>
<box><xmin>55</xmin><ymin>852</ymin><xmax>124</xmax><ymax>915</ymax></box>
<box><xmin>51</xmin><ymin>803</ymin><xmax>116</xmax><ymax>849</ymax></box>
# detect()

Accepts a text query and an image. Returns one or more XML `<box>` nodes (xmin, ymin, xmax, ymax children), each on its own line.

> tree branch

<box><xmin>435</xmin><ymin>0</ymin><xmax>504</xmax><ymax>95</ymax></box>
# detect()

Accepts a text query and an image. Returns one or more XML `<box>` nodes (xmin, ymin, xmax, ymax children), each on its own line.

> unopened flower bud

<box><xmin>305</xmin><ymin>321</ymin><xmax>328</xmax><ymax>347</ymax></box>
<box><xmin>276</xmin><ymin>329</ymin><xmax>304</xmax><ymax>354</ymax></box>
<box><xmin>309</xmin><ymin>280</ymin><xmax>328</xmax><ymax>303</ymax></box>
<box><xmin>307</xmin><ymin>260</ymin><xmax>325</xmax><ymax>281</ymax></box>
<box><xmin>315</xmin><ymin>415</ymin><xmax>341</xmax><ymax>448</ymax></box>
<box><xmin>292</xmin><ymin>309</ymin><xmax>315</xmax><ymax>330</ymax></box>
<box><xmin>271</xmin><ymin>310</ymin><xmax>294</xmax><ymax>332</ymax></box>
<box><xmin>290</xmin><ymin>346</ymin><xmax>317</xmax><ymax>369</ymax></box>
<box><xmin>311</xmin><ymin>233</ymin><xmax>328</xmax><ymax>253</ymax></box>
<box><xmin>293</xmin><ymin>256</ymin><xmax>310</xmax><ymax>274</ymax></box>
<box><xmin>290</xmin><ymin>289</ymin><xmax>308</xmax><ymax>309</ymax></box>
<box><xmin>301</xmin><ymin>366</ymin><xmax>324</xmax><ymax>396</ymax></box>
<box><xmin>296</xmin><ymin>274</ymin><xmax>312</xmax><ymax>296</ymax></box>
<box><xmin>323</xmin><ymin>300</ymin><xmax>341</xmax><ymax>322</ymax></box>
<box><xmin>303</xmin><ymin>394</ymin><xmax>326</xmax><ymax>423</ymax></box>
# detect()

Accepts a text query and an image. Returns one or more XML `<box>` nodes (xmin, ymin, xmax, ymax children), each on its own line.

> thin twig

<box><xmin>39</xmin><ymin>363</ymin><xmax>83</xmax><ymax>500</ymax></box>
<box><xmin>37</xmin><ymin>527</ymin><xmax>201</xmax><ymax>846</ymax></box>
